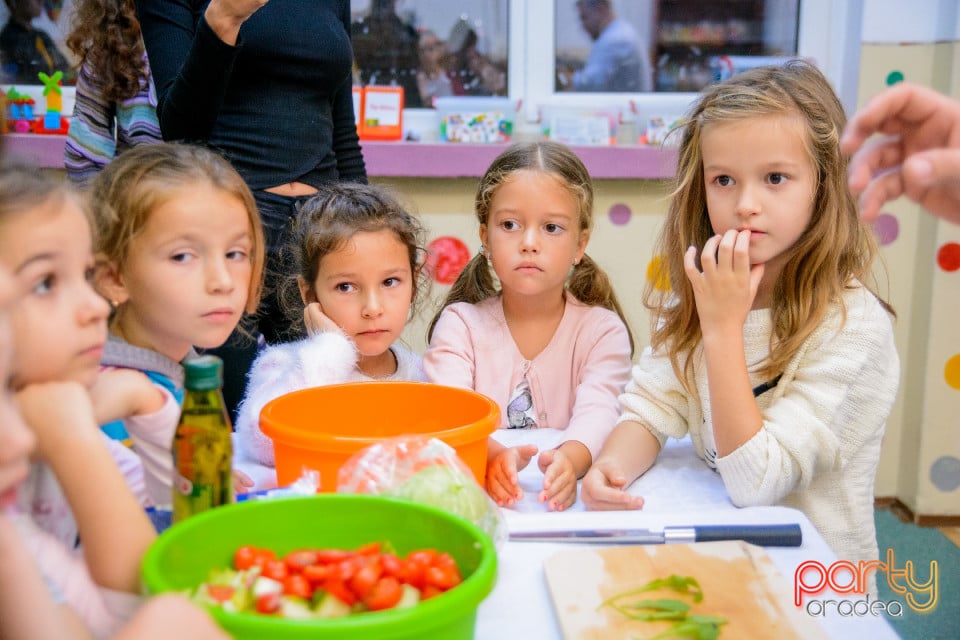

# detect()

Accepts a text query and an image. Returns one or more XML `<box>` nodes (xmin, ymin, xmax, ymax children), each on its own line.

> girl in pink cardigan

<box><xmin>424</xmin><ymin>141</ymin><xmax>634</xmax><ymax>512</ymax></box>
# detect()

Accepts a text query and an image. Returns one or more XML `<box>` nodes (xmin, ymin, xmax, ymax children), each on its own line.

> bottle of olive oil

<box><xmin>172</xmin><ymin>355</ymin><xmax>233</xmax><ymax>524</ymax></box>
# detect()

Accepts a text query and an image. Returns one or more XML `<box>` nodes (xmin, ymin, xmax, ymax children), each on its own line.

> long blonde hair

<box><xmin>428</xmin><ymin>141</ymin><xmax>634</xmax><ymax>354</ymax></box>
<box><xmin>649</xmin><ymin>60</ymin><xmax>892</xmax><ymax>385</ymax></box>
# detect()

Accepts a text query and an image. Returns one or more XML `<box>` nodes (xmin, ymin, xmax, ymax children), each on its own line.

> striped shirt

<box><xmin>64</xmin><ymin>52</ymin><xmax>161</xmax><ymax>186</ymax></box>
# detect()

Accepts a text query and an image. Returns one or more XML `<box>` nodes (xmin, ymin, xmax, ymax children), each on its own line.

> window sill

<box><xmin>3</xmin><ymin>134</ymin><xmax>677</xmax><ymax>181</ymax></box>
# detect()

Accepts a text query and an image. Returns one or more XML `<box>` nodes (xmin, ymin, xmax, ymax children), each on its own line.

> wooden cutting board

<box><xmin>543</xmin><ymin>541</ymin><xmax>822</xmax><ymax>639</ymax></box>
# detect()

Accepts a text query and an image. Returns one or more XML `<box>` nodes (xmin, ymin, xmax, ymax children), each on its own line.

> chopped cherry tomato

<box><xmin>354</xmin><ymin>542</ymin><xmax>382</xmax><ymax>556</ymax></box>
<box><xmin>425</xmin><ymin>565</ymin><xmax>461</xmax><ymax>591</ymax></box>
<box><xmin>407</xmin><ymin>549</ymin><xmax>438</xmax><ymax>567</ymax></box>
<box><xmin>380</xmin><ymin>553</ymin><xmax>404</xmax><ymax>579</ymax></box>
<box><xmin>284</xmin><ymin>550</ymin><xmax>319</xmax><ymax>573</ymax></box>
<box><xmin>363</xmin><ymin>576</ymin><xmax>403</xmax><ymax>611</ymax></box>
<box><xmin>252</xmin><ymin>548</ymin><xmax>276</xmax><ymax>568</ymax></box>
<box><xmin>323</xmin><ymin>577</ymin><xmax>357</xmax><ymax>606</ymax></box>
<box><xmin>349</xmin><ymin>561</ymin><xmax>383</xmax><ymax>599</ymax></box>
<box><xmin>421</xmin><ymin>585</ymin><xmax>444</xmax><ymax>600</ymax></box>
<box><xmin>233</xmin><ymin>545</ymin><xmax>258</xmax><ymax>571</ymax></box>
<box><xmin>433</xmin><ymin>552</ymin><xmax>459</xmax><ymax>573</ymax></box>
<box><xmin>216</xmin><ymin>542</ymin><xmax>463</xmax><ymax>617</ymax></box>
<box><xmin>283</xmin><ymin>574</ymin><xmax>313</xmax><ymax>599</ymax></box>
<box><xmin>402</xmin><ymin>559</ymin><xmax>427</xmax><ymax>590</ymax></box>
<box><xmin>302</xmin><ymin>564</ymin><xmax>331</xmax><ymax>584</ymax></box>
<box><xmin>255</xmin><ymin>592</ymin><xmax>281</xmax><ymax>614</ymax></box>
<box><xmin>205</xmin><ymin>584</ymin><xmax>236</xmax><ymax>603</ymax></box>
<box><xmin>262</xmin><ymin>559</ymin><xmax>288</xmax><ymax>581</ymax></box>
<box><xmin>315</xmin><ymin>549</ymin><xmax>351</xmax><ymax>564</ymax></box>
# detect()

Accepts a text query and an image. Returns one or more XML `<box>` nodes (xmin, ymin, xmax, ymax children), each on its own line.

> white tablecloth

<box><xmin>475</xmin><ymin>428</ymin><xmax>900</xmax><ymax>640</ymax></box>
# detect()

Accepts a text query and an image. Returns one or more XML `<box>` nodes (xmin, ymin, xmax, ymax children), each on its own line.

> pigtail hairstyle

<box><xmin>646</xmin><ymin>59</ymin><xmax>891</xmax><ymax>387</ymax></box>
<box><xmin>88</xmin><ymin>142</ymin><xmax>265</xmax><ymax>314</ymax></box>
<box><xmin>280</xmin><ymin>182</ymin><xmax>428</xmax><ymax>332</ymax></box>
<box><xmin>67</xmin><ymin>0</ymin><xmax>149</xmax><ymax>103</ymax></box>
<box><xmin>428</xmin><ymin>141</ymin><xmax>634</xmax><ymax>354</ymax></box>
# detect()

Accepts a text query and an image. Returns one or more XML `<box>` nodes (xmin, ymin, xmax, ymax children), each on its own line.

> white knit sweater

<box><xmin>620</xmin><ymin>284</ymin><xmax>900</xmax><ymax>566</ymax></box>
<box><xmin>234</xmin><ymin>331</ymin><xmax>426</xmax><ymax>467</ymax></box>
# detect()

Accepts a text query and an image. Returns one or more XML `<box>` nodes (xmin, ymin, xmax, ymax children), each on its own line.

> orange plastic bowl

<box><xmin>260</xmin><ymin>382</ymin><xmax>499</xmax><ymax>491</ymax></box>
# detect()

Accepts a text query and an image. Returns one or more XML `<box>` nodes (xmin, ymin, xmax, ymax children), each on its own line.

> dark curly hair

<box><xmin>66</xmin><ymin>0</ymin><xmax>148</xmax><ymax>103</ymax></box>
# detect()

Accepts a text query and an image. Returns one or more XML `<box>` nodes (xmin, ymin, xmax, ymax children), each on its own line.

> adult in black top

<box><xmin>136</xmin><ymin>0</ymin><xmax>368</xmax><ymax>418</ymax></box>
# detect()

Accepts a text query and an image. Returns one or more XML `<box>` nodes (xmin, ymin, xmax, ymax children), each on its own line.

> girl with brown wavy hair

<box><xmin>63</xmin><ymin>0</ymin><xmax>160</xmax><ymax>186</ymax></box>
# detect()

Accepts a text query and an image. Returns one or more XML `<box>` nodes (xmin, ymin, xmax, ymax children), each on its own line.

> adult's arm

<box><xmin>330</xmin><ymin>6</ymin><xmax>367</xmax><ymax>182</ymax></box>
<box><xmin>135</xmin><ymin>0</ymin><xmax>241</xmax><ymax>141</ymax></box>
<box><xmin>715</xmin><ymin>290</ymin><xmax>900</xmax><ymax>507</ymax></box>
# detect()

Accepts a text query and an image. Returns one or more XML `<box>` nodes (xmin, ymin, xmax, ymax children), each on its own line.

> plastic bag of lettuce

<box><xmin>337</xmin><ymin>436</ymin><xmax>505</xmax><ymax>546</ymax></box>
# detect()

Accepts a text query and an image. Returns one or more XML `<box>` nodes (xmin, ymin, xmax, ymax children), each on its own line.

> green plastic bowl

<box><xmin>141</xmin><ymin>495</ymin><xmax>497</xmax><ymax>640</ymax></box>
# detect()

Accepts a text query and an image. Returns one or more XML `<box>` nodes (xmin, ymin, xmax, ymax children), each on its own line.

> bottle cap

<box><xmin>183</xmin><ymin>355</ymin><xmax>223</xmax><ymax>391</ymax></box>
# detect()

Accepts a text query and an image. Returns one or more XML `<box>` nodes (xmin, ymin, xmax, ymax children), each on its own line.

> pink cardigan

<box><xmin>423</xmin><ymin>295</ymin><xmax>633</xmax><ymax>459</ymax></box>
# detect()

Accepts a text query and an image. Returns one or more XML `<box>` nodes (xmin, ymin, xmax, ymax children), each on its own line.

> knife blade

<box><xmin>509</xmin><ymin>523</ymin><xmax>802</xmax><ymax>547</ymax></box>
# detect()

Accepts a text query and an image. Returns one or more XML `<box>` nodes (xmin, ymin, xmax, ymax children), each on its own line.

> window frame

<box><xmin>515</xmin><ymin>0</ymin><xmax>862</xmax><ymax>120</ymax></box>
<box><xmin>3</xmin><ymin>0</ymin><xmax>861</xmax><ymax>137</ymax></box>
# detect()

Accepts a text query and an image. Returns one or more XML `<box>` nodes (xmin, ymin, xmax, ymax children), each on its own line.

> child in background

<box><xmin>0</xmin><ymin>160</ymin><xmax>158</xmax><ymax>636</ymax></box>
<box><xmin>234</xmin><ymin>183</ymin><xmax>428</xmax><ymax>487</ymax></box>
<box><xmin>424</xmin><ymin>141</ymin><xmax>634</xmax><ymax>512</ymax></box>
<box><xmin>0</xmin><ymin>256</ymin><xmax>227</xmax><ymax>640</ymax></box>
<box><xmin>88</xmin><ymin>142</ymin><xmax>265</xmax><ymax>504</ymax></box>
<box><xmin>582</xmin><ymin>61</ymin><xmax>900</xmax><ymax>576</ymax></box>
<box><xmin>416</xmin><ymin>29</ymin><xmax>453</xmax><ymax>106</ymax></box>
<box><xmin>64</xmin><ymin>0</ymin><xmax>161</xmax><ymax>187</ymax></box>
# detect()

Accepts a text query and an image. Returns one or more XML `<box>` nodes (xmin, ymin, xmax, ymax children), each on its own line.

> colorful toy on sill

<box><xmin>35</xmin><ymin>71</ymin><xmax>69</xmax><ymax>135</ymax></box>
<box><xmin>4</xmin><ymin>87</ymin><xmax>37</xmax><ymax>133</ymax></box>
<box><xmin>436</xmin><ymin>96</ymin><xmax>517</xmax><ymax>144</ymax></box>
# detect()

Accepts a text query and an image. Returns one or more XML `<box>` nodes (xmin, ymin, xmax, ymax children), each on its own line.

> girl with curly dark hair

<box><xmin>63</xmin><ymin>0</ymin><xmax>160</xmax><ymax>186</ymax></box>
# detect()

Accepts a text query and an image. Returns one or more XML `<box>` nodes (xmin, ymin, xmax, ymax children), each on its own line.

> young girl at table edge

<box><xmin>0</xmin><ymin>252</ymin><xmax>227</xmax><ymax>639</ymax></box>
<box><xmin>582</xmin><ymin>61</ymin><xmax>900</xmax><ymax>573</ymax></box>
<box><xmin>0</xmin><ymin>160</ymin><xmax>159</xmax><ymax>636</ymax></box>
<box><xmin>424</xmin><ymin>141</ymin><xmax>635</xmax><ymax>512</ymax></box>
<box><xmin>233</xmin><ymin>183</ymin><xmax>428</xmax><ymax>485</ymax></box>
<box><xmin>88</xmin><ymin>142</ymin><xmax>266</xmax><ymax>502</ymax></box>
<box><xmin>64</xmin><ymin>0</ymin><xmax>162</xmax><ymax>187</ymax></box>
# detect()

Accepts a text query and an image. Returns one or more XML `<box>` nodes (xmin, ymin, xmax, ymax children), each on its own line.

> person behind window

<box><xmin>562</xmin><ymin>0</ymin><xmax>651</xmax><ymax>92</ymax></box>
<box><xmin>0</xmin><ymin>0</ymin><xmax>71</xmax><ymax>84</ymax></box>
<box><xmin>446</xmin><ymin>17</ymin><xmax>505</xmax><ymax>97</ymax></box>
<box><xmin>351</xmin><ymin>0</ymin><xmax>422</xmax><ymax>108</ymax></box>
<box><xmin>416</xmin><ymin>28</ymin><xmax>452</xmax><ymax>107</ymax></box>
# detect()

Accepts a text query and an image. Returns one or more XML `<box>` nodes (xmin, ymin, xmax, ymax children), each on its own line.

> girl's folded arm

<box><xmin>716</xmin><ymin>298</ymin><xmax>899</xmax><ymax>506</ymax></box>
<box><xmin>562</xmin><ymin>314</ymin><xmax>634</xmax><ymax>468</ymax></box>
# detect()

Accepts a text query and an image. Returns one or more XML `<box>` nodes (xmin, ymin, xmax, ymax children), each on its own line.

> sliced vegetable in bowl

<box><xmin>142</xmin><ymin>495</ymin><xmax>497</xmax><ymax>640</ymax></box>
<box><xmin>189</xmin><ymin>542</ymin><xmax>464</xmax><ymax>619</ymax></box>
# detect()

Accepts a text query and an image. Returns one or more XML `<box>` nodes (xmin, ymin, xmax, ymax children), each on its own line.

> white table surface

<box><xmin>474</xmin><ymin>428</ymin><xmax>900</xmax><ymax>640</ymax></box>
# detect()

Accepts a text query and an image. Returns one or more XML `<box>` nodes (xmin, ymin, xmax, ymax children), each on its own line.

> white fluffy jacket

<box><xmin>234</xmin><ymin>331</ymin><xmax>425</xmax><ymax>467</ymax></box>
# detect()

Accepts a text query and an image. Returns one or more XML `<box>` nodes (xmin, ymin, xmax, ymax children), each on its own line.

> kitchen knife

<box><xmin>509</xmin><ymin>523</ymin><xmax>802</xmax><ymax>547</ymax></box>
